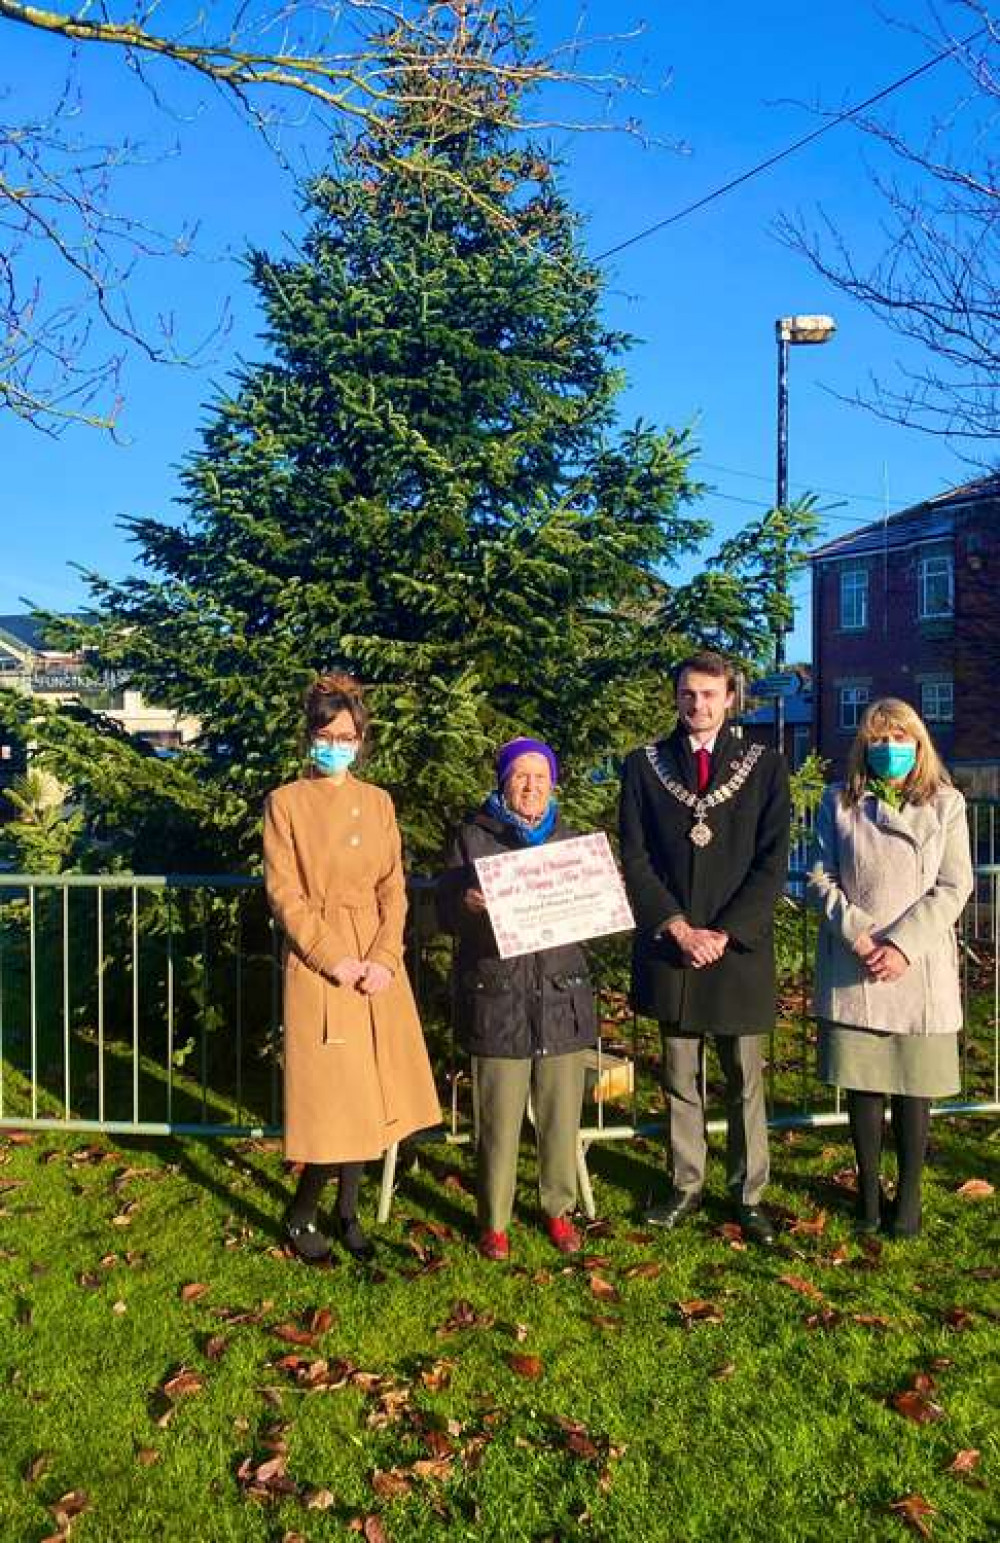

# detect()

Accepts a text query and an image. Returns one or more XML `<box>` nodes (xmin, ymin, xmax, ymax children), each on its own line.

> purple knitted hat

<box><xmin>495</xmin><ymin>736</ymin><xmax>558</xmax><ymax>788</ymax></box>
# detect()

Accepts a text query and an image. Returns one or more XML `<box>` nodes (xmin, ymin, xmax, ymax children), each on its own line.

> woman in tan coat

<box><xmin>263</xmin><ymin>672</ymin><xmax>441</xmax><ymax>1262</ymax></box>
<box><xmin>809</xmin><ymin>698</ymin><xmax>973</xmax><ymax>1238</ymax></box>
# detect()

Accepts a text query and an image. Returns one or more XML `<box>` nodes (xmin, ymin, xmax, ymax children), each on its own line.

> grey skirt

<box><xmin>817</xmin><ymin>1021</ymin><xmax>960</xmax><ymax>1098</ymax></box>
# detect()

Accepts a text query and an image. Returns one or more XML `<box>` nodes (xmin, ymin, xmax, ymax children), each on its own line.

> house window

<box><xmin>921</xmin><ymin>678</ymin><xmax>954</xmax><ymax>724</ymax></box>
<box><xmin>917</xmin><ymin>551</ymin><xmax>954</xmax><ymax>619</ymax></box>
<box><xmin>839</xmin><ymin>684</ymin><xmax>870</xmax><ymax>730</ymax></box>
<box><xmin>792</xmin><ymin>726</ymin><xmax>811</xmax><ymax>768</ymax></box>
<box><xmin>839</xmin><ymin>565</ymin><xmax>868</xmax><ymax>630</ymax></box>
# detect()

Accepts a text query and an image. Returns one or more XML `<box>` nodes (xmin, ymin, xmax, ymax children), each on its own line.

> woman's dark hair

<box><xmin>304</xmin><ymin>671</ymin><xmax>369</xmax><ymax>743</ymax></box>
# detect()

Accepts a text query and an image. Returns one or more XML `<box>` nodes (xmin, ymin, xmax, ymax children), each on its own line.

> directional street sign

<box><xmin>750</xmin><ymin>672</ymin><xmax>800</xmax><ymax>698</ymax></box>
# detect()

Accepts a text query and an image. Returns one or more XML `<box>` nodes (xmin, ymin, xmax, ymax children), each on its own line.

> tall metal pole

<box><xmin>774</xmin><ymin>325</ymin><xmax>790</xmax><ymax>753</ymax></box>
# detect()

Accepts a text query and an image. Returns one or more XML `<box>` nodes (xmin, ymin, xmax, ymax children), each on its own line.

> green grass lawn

<box><xmin>0</xmin><ymin>1112</ymin><xmax>998</xmax><ymax>1543</ymax></box>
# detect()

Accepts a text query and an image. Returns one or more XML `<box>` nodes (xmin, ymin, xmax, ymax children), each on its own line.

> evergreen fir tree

<box><xmin>12</xmin><ymin>15</ymin><xmax>721</xmax><ymax>867</ymax></box>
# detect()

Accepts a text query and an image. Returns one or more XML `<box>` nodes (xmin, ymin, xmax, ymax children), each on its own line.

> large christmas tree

<box><xmin>9</xmin><ymin>13</ymin><xmax>716</xmax><ymax>869</ymax></box>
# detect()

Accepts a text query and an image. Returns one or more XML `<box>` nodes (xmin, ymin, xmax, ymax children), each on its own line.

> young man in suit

<box><xmin>619</xmin><ymin>652</ymin><xmax>790</xmax><ymax>1244</ymax></box>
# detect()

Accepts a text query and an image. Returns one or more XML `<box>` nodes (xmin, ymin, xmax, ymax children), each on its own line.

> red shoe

<box><xmin>546</xmin><ymin>1215</ymin><xmax>582</xmax><ymax>1254</ymax></box>
<box><xmin>478</xmin><ymin>1229</ymin><xmax>510</xmax><ymax>1261</ymax></box>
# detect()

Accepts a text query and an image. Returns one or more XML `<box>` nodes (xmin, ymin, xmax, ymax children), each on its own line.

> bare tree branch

<box><xmin>0</xmin><ymin>1</ymin><xmax>658</xmax><ymax>433</ymax></box>
<box><xmin>777</xmin><ymin>0</ymin><xmax>999</xmax><ymax>455</ymax></box>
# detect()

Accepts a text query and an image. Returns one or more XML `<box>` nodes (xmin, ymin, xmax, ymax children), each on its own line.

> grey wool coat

<box><xmin>808</xmin><ymin>784</ymin><xmax>973</xmax><ymax>1035</ymax></box>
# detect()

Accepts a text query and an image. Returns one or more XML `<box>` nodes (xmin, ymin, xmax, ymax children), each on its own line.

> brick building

<box><xmin>810</xmin><ymin>475</ymin><xmax>1000</xmax><ymax>793</ymax></box>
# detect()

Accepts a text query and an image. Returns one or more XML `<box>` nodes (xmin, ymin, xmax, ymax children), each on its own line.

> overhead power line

<box><xmin>595</xmin><ymin>28</ymin><xmax>985</xmax><ymax>262</ymax></box>
<box><xmin>697</xmin><ymin>460</ymin><xmax>926</xmax><ymax>508</ymax></box>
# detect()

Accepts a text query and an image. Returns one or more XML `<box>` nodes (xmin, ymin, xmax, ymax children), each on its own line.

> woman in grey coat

<box><xmin>809</xmin><ymin>698</ymin><xmax>973</xmax><ymax>1238</ymax></box>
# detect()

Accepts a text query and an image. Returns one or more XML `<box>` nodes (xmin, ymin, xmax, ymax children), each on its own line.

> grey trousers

<box><xmin>474</xmin><ymin>1051</ymin><xmax>588</xmax><ymax>1232</ymax></box>
<box><xmin>660</xmin><ymin>1032</ymin><xmax>769</xmax><ymax>1206</ymax></box>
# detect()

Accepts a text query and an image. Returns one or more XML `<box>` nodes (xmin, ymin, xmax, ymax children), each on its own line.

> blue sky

<box><xmin>1</xmin><ymin>1</ymin><xmax>983</xmax><ymax>659</ymax></box>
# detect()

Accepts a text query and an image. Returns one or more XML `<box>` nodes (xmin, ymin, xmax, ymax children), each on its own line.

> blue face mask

<box><xmin>310</xmin><ymin>740</ymin><xmax>358</xmax><ymax>776</ymax></box>
<box><xmin>867</xmin><ymin>741</ymin><xmax>917</xmax><ymax>780</ymax></box>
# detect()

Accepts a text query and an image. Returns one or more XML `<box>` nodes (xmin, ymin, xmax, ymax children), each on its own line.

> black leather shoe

<box><xmin>284</xmin><ymin>1214</ymin><xmax>332</xmax><ymax>1263</ymax></box>
<box><xmin>736</xmin><ymin>1204</ymin><xmax>775</xmax><ymax>1246</ymax></box>
<box><xmin>335</xmin><ymin>1214</ymin><xmax>375</xmax><ymax>1262</ymax></box>
<box><xmin>643</xmin><ymin>1190</ymin><xmax>702</xmax><ymax>1229</ymax></box>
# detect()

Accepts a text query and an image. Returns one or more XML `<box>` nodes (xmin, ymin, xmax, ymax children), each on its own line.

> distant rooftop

<box><xmin>811</xmin><ymin>473</ymin><xmax>1000</xmax><ymax>563</ymax></box>
<box><xmin>0</xmin><ymin>614</ymin><xmax>87</xmax><ymax>656</ymax></box>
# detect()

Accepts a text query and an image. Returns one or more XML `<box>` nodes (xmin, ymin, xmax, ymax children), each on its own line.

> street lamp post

<box><xmin>773</xmin><ymin>313</ymin><xmax>836</xmax><ymax>753</ymax></box>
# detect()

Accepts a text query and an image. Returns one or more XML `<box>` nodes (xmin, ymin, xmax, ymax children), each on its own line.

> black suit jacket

<box><xmin>618</xmin><ymin>726</ymin><xmax>790</xmax><ymax>1033</ymax></box>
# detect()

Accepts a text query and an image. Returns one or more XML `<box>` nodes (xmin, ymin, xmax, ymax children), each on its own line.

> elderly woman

<box><xmin>263</xmin><ymin>672</ymin><xmax>441</xmax><ymax>1263</ymax></box>
<box><xmin>809</xmin><ymin>698</ymin><xmax>973</xmax><ymax>1238</ymax></box>
<box><xmin>439</xmin><ymin>737</ymin><xmax>598</xmax><ymax>1260</ymax></box>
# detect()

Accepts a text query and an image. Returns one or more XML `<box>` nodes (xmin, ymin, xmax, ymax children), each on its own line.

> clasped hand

<box><xmin>665</xmin><ymin>917</ymin><xmax>728</xmax><ymax>969</ymax></box>
<box><xmin>331</xmin><ymin>957</ymin><xmax>394</xmax><ymax>993</ymax></box>
<box><xmin>853</xmin><ymin>933</ymin><xmax>910</xmax><ymax>982</ymax></box>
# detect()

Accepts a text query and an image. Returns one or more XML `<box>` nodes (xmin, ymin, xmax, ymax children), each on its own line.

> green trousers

<box><xmin>474</xmin><ymin>1050</ymin><xmax>588</xmax><ymax>1232</ymax></box>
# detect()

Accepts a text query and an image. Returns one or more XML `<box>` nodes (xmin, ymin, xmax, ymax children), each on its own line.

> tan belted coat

<box><xmin>263</xmin><ymin>773</ymin><xmax>441</xmax><ymax>1164</ymax></box>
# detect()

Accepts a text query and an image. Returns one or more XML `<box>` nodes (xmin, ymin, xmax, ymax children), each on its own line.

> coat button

<box><xmin>351</xmin><ymin>807</ymin><xmax>361</xmax><ymax>817</ymax></box>
<box><xmin>349</xmin><ymin>834</ymin><xmax>361</xmax><ymax>847</ymax></box>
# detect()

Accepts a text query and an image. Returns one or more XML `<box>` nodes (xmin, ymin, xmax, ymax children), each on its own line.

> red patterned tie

<box><xmin>694</xmin><ymin>746</ymin><xmax>712</xmax><ymax>794</ymax></box>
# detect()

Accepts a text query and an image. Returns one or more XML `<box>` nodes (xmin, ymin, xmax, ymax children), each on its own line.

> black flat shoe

<box><xmin>284</xmin><ymin>1215</ymin><xmax>332</xmax><ymax>1263</ymax></box>
<box><xmin>335</xmin><ymin>1215</ymin><xmax>375</xmax><ymax>1262</ymax></box>
<box><xmin>643</xmin><ymin>1190</ymin><xmax>702</xmax><ymax>1230</ymax></box>
<box><xmin>736</xmin><ymin>1204</ymin><xmax>776</xmax><ymax>1247</ymax></box>
<box><xmin>853</xmin><ymin>1190</ymin><xmax>886</xmax><ymax>1235</ymax></box>
<box><xmin>885</xmin><ymin>1200</ymin><xmax>922</xmax><ymax>1240</ymax></box>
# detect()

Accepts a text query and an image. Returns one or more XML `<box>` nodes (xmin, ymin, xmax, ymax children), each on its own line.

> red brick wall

<box><xmin>812</xmin><ymin>505</ymin><xmax>1000</xmax><ymax>777</ymax></box>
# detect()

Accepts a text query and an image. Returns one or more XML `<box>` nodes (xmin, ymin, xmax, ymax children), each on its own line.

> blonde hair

<box><xmin>842</xmin><ymin>696</ymin><xmax>950</xmax><ymax>807</ymax></box>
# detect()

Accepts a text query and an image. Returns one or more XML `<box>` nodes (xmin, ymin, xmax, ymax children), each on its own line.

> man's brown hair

<box><xmin>671</xmin><ymin>651</ymin><xmax>738</xmax><ymax>694</ymax></box>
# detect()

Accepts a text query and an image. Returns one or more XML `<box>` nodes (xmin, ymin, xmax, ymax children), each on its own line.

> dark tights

<box><xmin>847</xmin><ymin>1090</ymin><xmax>930</xmax><ymax>1229</ymax></box>
<box><xmin>288</xmin><ymin>1161</ymin><xmax>365</xmax><ymax>1226</ymax></box>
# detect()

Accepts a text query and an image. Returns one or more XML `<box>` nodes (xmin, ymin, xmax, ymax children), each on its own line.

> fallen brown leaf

<box><xmin>589</xmin><ymin>1273</ymin><xmax>619</xmax><ymax>1302</ymax></box>
<box><xmin>676</xmin><ymin>1299</ymin><xmax>723</xmax><ymax>1324</ymax></box>
<box><xmin>309</xmin><ymin>1307</ymin><xmax>335</xmax><ymax>1336</ymax></box>
<box><xmin>941</xmin><ymin>1306</ymin><xmax>975</xmax><ymax>1331</ymax></box>
<box><xmin>180</xmin><ymin>1282</ymin><xmax>210</xmax><ymax>1303</ymax></box>
<box><xmin>777</xmin><ymin>1274</ymin><xmax>825</xmax><ymax>1303</ymax></box>
<box><xmin>304</xmin><ymin>1487</ymin><xmax>337</xmax><ymax>1510</ymax></box>
<box><xmin>271</xmin><ymin>1323</ymin><xmax>317</xmax><ymax>1347</ymax></box>
<box><xmin>508</xmin><ymin>1353</ymin><xmax>543</xmax><ymax>1380</ymax></box>
<box><xmin>788</xmin><ymin>1210</ymin><xmax>828</xmax><ymax>1237</ymax></box>
<box><xmin>204</xmin><ymin>1334</ymin><xmax>229</xmax><ymax>1361</ymax></box>
<box><xmin>581</xmin><ymin>1253</ymin><xmax>612</xmax><ymax>1270</ymax></box>
<box><xmin>624</xmin><ymin>1261</ymin><xmax>662</xmax><ymax>1280</ymax></box>
<box><xmin>955</xmin><ymin>1178</ymin><xmax>994</xmax><ymax>1200</ymax></box>
<box><xmin>411</xmin><ymin>1456</ymin><xmax>455</xmax><ymax>1482</ymax></box>
<box><xmin>48</xmin><ymin>1490</ymin><xmax>90</xmax><ymax>1529</ymax></box>
<box><xmin>944</xmin><ymin>1449</ymin><xmax>980</xmax><ymax>1476</ymax></box>
<box><xmin>136</xmin><ymin>1448</ymin><xmax>160</xmax><ymax>1467</ymax></box>
<box><xmin>891</xmin><ymin>1390</ymin><xmax>945</xmax><ymax>1425</ymax></box>
<box><xmin>420</xmin><ymin>1359</ymin><xmax>454</xmax><ymax>1393</ymax></box>
<box><xmin>887</xmin><ymin>1492</ymin><xmax>937</xmax><ymax>1538</ymax></box>
<box><xmin>25</xmin><ymin>1453</ymin><xmax>51</xmax><ymax>1484</ymax></box>
<box><xmin>161</xmin><ymin>1367</ymin><xmax>204</xmax><ymax>1401</ymax></box>
<box><xmin>804</xmin><ymin>1308</ymin><xmax>843</xmax><ymax>1330</ymax></box>
<box><xmin>711</xmin><ymin>1360</ymin><xmax>736</xmax><ymax>1380</ymax></box>
<box><xmin>852</xmin><ymin>1313</ymin><xmax>892</xmax><ymax>1330</ymax></box>
<box><xmin>589</xmin><ymin>1314</ymin><xmax>623</xmax><ymax>1332</ymax></box>
<box><xmin>437</xmin><ymin>1299</ymin><xmax>495</xmax><ymax>1334</ymax></box>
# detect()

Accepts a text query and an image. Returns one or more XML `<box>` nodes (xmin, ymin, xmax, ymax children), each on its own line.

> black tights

<box><xmin>847</xmin><ymin>1090</ymin><xmax>930</xmax><ymax>1228</ymax></box>
<box><xmin>288</xmin><ymin>1161</ymin><xmax>365</xmax><ymax>1226</ymax></box>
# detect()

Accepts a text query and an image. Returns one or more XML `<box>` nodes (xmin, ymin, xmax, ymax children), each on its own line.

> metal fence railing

<box><xmin>1</xmin><ymin>866</ymin><xmax>997</xmax><ymax>1220</ymax></box>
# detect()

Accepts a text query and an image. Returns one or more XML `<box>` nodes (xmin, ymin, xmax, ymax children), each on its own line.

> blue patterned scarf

<box><xmin>483</xmin><ymin>790</ymin><xmax>558</xmax><ymax>846</ymax></box>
